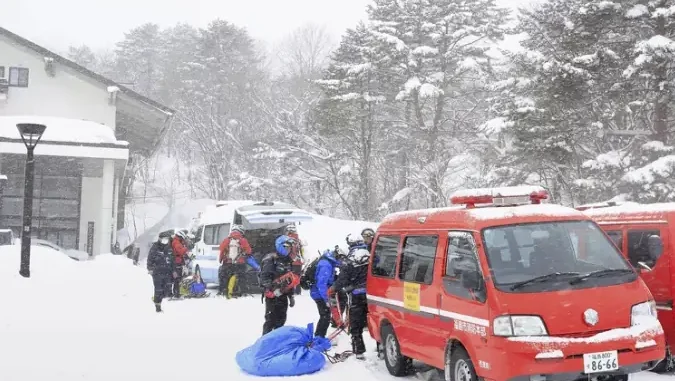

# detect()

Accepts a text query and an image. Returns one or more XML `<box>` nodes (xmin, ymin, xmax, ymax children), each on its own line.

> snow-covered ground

<box><xmin>0</xmin><ymin>245</ymin><xmax>672</xmax><ymax>381</ymax></box>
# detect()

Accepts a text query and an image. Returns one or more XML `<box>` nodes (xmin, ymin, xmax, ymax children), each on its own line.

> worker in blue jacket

<box><xmin>310</xmin><ymin>249</ymin><xmax>341</xmax><ymax>338</ymax></box>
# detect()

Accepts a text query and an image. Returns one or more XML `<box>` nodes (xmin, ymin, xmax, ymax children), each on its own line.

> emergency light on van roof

<box><xmin>449</xmin><ymin>185</ymin><xmax>549</xmax><ymax>208</ymax></box>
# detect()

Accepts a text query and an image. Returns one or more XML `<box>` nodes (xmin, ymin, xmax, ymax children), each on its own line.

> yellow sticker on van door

<box><xmin>403</xmin><ymin>282</ymin><xmax>421</xmax><ymax>312</ymax></box>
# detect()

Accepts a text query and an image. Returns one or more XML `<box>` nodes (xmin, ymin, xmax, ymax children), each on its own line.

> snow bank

<box><xmin>298</xmin><ymin>214</ymin><xmax>377</xmax><ymax>261</ymax></box>
<box><xmin>0</xmin><ymin>116</ymin><xmax>127</xmax><ymax>145</ymax></box>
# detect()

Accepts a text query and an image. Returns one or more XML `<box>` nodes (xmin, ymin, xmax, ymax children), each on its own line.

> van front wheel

<box><xmin>446</xmin><ymin>346</ymin><xmax>477</xmax><ymax>381</ymax></box>
<box><xmin>381</xmin><ymin>325</ymin><xmax>411</xmax><ymax>377</ymax></box>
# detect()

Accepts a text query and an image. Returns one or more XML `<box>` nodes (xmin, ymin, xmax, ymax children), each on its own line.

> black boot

<box><xmin>155</xmin><ymin>302</ymin><xmax>162</xmax><ymax>313</ymax></box>
<box><xmin>352</xmin><ymin>335</ymin><xmax>365</xmax><ymax>360</ymax></box>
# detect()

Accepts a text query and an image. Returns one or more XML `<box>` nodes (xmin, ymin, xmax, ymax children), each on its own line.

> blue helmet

<box><xmin>275</xmin><ymin>235</ymin><xmax>295</xmax><ymax>256</ymax></box>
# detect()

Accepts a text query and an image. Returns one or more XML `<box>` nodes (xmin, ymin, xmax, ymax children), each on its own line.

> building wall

<box><xmin>0</xmin><ymin>35</ymin><xmax>116</xmax><ymax>129</ymax></box>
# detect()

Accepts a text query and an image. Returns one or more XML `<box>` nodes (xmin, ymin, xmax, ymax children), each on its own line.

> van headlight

<box><xmin>631</xmin><ymin>301</ymin><xmax>657</xmax><ymax>326</ymax></box>
<box><xmin>493</xmin><ymin>315</ymin><xmax>548</xmax><ymax>336</ymax></box>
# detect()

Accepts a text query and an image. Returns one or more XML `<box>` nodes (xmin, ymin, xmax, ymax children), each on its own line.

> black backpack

<box><xmin>299</xmin><ymin>257</ymin><xmax>321</xmax><ymax>290</ymax></box>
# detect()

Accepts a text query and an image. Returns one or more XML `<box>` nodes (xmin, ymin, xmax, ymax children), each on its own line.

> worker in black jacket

<box><xmin>147</xmin><ymin>231</ymin><xmax>173</xmax><ymax>313</ymax></box>
<box><xmin>259</xmin><ymin>235</ymin><xmax>297</xmax><ymax>336</ymax></box>
<box><xmin>329</xmin><ymin>233</ymin><xmax>370</xmax><ymax>360</ymax></box>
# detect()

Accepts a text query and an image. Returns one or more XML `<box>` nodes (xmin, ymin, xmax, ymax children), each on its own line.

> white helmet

<box><xmin>175</xmin><ymin>230</ymin><xmax>187</xmax><ymax>240</ymax></box>
<box><xmin>231</xmin><ymin>225</ymin><xmax>245</xmax><ymax>234</ymax></box>
<box><xmin>349</xmin><ymin>247</ymin><xmax>370</xmax><ymax>266</ymax></box>
<box><xmin>346</xmin><ymin>233</ymin><xmax>365</xmax><ymax>247</ymax></box>
<box><xmin>285</xmin><ymin>225</ymin><xmax>297</xmax><ymax>234</ymax></box>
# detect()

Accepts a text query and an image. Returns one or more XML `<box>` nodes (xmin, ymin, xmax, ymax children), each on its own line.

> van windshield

<box><xmin>482</xmin><ymin>221</ymin><xmax>636</xmax><ymax>293</ymax></box>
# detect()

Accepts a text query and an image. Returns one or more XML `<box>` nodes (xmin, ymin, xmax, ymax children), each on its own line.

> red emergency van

<box><xmin>580</xmin><ymin>202</ymin><xmax>672</xmax><ymax>371</ymax></box>
<box><xmin>367</xmin><ymin>186</ymin><xmax>665</xmax><ymax>381</ymax></box>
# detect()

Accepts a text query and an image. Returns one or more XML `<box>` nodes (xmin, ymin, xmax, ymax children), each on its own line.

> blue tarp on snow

<box><xmin>236</xmin><ymin>323</ymin><xmax>332</xmax><ymax>377</ymax></box>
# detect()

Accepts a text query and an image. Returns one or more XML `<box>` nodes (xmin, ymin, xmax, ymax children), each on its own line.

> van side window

<box><xmin>628</xmin><ymin>230</ymin><xmax>661</xmax><ymax>267</ymax></box>
<box><xmin>371</xmin><ymin>235</ymin><xmax>400</xmax><ymax>278</ymax></box>
<box><xmin>398</xmin><ymin>235</ymin><xmax>438</xmax><ymax>284</ymax></box>
<box><xmin>444</xmin><ymin>231</ymin><xmax>484</xmax><ymax>301</ymax></box>
<box><xmin>606</xmin><ymin>231</ymin><xmax>622</xmax><ymax>251</ymax></box>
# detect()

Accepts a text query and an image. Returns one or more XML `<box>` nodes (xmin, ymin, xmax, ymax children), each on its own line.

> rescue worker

<box><xmin>218</xmin><ymin>225</ymin><xmax>260</xmax><ymax>298</ymax></box>
<box><xmin>147</xmin><ymin>232</ymin><xmax>174</xmax><ymax>312</ymax></box>
<box><xmin>329</xmin><ymin>233</ymin><xmax>370</xmax><ymax>360</ymax></box>
<box><xmin>310</xmin><ymin>248</ymin><xmax>340</xmax><ymax>338</ymax></box>
<box><xmin>260</xmin><ymin>235</ymin><xmax>297</xmax><ymax>336</ymax></box>
<box><xmin>285</xmin><ymin>225</ymin><xmax>304</xmax><ymax>295</ymax></box>
<box><xmin>171</xmin><ymin>230</ymin><xmax>190</xmax><ymax>299</ymax></box>
<box><xmin>331</xmin><ymin>246</ymin><xmax>348</xmax><ymax>327</ymax></box>
<box><xmin>361</xmin><ymin>228</ymin><xmax>375</xmax><ymax>252</ymax></box>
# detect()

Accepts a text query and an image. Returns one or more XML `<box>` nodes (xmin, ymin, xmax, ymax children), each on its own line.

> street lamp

<box><xmin>16</xmin><ymin>123</ymin><xmax>46</xmax><ymax>278</ymax></box>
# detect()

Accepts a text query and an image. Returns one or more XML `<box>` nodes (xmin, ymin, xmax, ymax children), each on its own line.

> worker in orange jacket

<box><xmin>285</xmin><ymin>225</ymin><xmax>304</xmax><ymax>295</ymax></box>
<box><xmin>171</xmin><ymin>230</ymin><xmax>190</xmax><ymax>298</ymax></box>
<box><xmin>218</xmin><ymin>225</ymin><xmax>260</xmax><ymax>298</ymax></box>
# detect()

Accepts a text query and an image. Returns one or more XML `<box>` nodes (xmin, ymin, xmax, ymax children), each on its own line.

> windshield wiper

<box><xmin>510</xmin><ymin>272</ymin><xmax>581</xmax><ymax>290</ymax></box>
<box><xmin>569</xmin><ymin>269</ymin><xmax>635</xmax><ymax>285</ymax></box>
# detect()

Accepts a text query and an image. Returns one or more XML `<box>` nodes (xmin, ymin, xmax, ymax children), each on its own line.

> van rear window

<box><xmin>372</xmin><ymin>235</ymin><xmax>400</xmax><ymax>278</ymax></box>
<box><xmin>399</xmin><ymin>235</ymin><xmax>438</xmax><ymax>284</ymax></box>
<box><xmin>203</xmin><ymin>223</ymin><xmax>231</xmax><ymax>245</ymax></box>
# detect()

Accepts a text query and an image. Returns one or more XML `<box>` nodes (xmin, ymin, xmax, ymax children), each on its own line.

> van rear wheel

<box><xmin>381</xmin><ymin>325</ymin><xmax>411</xmax><ymax>377</ymax></box>
<box><xmin>446</xmin><ymin>346</ymin><xmax>477</xmax><ymax>381</ymax></box>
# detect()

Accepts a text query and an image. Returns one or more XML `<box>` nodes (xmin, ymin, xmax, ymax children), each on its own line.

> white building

<box><xmin>0</xmin><ymin>27</ymin><xmax>174</xmax><ymax>256</ymax></box>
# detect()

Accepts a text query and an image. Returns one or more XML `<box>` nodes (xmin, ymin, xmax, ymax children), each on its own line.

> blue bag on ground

<box><xmin>236</xmin><ymin>323</ymin><xmax>332</xmax><ymax>376</ymax></box>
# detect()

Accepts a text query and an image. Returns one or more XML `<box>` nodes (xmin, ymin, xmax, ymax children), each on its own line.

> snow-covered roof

<box><xmin>198</xmin><ymin>200</ymin><xmax>257</xmax><ymax>226</ymax></box>
<box><xmin>583</xmin><ymin>202</ymin><xmax>675</xmax><ymax>219</ymax></box>
<box><xmin>466</xmin><ymin>204</ymin><xmax>583</xmax><ymax>221</ymax></box>
<box><xmin>0</xmin><ymin>116</ymin><xmax>128</xmax><ymax>146</ymax></box>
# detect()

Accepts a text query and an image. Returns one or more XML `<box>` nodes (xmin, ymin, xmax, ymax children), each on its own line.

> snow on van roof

<box><xmin>0</xmin><ymin>116</ymin><xmax>128</xmax><ymax>146</ymax></box>
<box><xmin>198</xmin><ymin>200</ymin><xmax>256</xmax><ymax>226</ymax></box>
<box><xmin>583</xmin><ymin>202</ymin><xmax>675</xmax><ymax>218</ymax></box>
<box><xmin>466</xmin><ymin>203</ymin><xmax>583</xmax><ymax>221</ymax></box>
<box><xmin>236</xmin><ymin>201</ymin><xmax>300</xmax><ymax>213</ymax></box>
<box><xmin>381</xmin><ymin>206</ymin><xmax>465</xmax><ymax>224</ymax></box>
<box><xmin>449</xmin><ymin>185</ymin><xmax>547</xmax><ymax>201</ymax></box>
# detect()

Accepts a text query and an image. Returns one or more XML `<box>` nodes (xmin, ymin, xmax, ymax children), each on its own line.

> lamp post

<box><xmin>16</xmin><ymin>123</ymin><xmax>46</xmax><ymax>278</ymax></box>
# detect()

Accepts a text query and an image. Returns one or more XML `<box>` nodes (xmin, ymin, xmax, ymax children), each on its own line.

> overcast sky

<box><xmin>1</xmin><ymin>0</ymin><xmax>535</xmax><ymax>54</ymax></box>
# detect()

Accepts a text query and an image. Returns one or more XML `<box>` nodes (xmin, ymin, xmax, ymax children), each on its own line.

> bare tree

<box><xmin>275</xmin><ymin>23</ymin><xmax>336</xmax><ymax>80</ymax></box>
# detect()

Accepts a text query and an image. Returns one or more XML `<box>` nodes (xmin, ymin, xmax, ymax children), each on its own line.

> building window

<box><xmin>8</xmin><ymin>67</ymin><xmax>29</xmax><ymax>87</ymax></box>
<box><xmin>371</xmin><ymin>235</ymin><xmax>400</xmax><ymax>278</ymax></box>
<box><xmin>0</xmin><ymin>66</ymin><xmax>5</xmax><ymax>78</ymax></box>
<box><xmin>398</xmin><ymin>235</ymin><xmax>438</xmax><ymax>284</ymax></box>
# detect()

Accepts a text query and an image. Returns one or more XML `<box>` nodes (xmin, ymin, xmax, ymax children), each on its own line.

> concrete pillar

<box><xmin>98</xmin><ymin>159</ymin><xmax>114</xmax><ymax>255</ymax></box>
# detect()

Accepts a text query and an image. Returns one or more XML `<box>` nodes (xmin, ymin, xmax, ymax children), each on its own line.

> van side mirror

<box><xmin>648</xmin><ymin>235</ymin><xmax>664</xmax><ymax>262</ymax></box>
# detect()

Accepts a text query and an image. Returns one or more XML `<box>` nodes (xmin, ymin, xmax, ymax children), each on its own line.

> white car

<box><xmin>31</xmin><ymin>239</ymin><xmax>90</xmax><ymax>261</ymax></box>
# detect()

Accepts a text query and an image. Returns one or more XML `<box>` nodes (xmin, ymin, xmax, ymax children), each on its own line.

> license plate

<box><xmin>583</xmin><ymin>350</ymin><xmax>619</xmax><ymax>374</ymax></box>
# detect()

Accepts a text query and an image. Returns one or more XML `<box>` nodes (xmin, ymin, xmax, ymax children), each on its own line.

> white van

<box><xmin>190</xmin><ymin>200</ymin><xmax>313</xmax><ymax>286</ymax></box>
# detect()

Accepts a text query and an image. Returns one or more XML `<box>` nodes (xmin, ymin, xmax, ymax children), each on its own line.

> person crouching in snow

<box><xmin>218</xmin><ymin>225</ymin><xmax>260</xmax><ymax>298</ymax></box>
<box><xmin>259</xmin><ymin>235</ymin><xmax>298</xmax><ymax>336</ymax></box>
<box><xmin>311</xmin><ymin>248</ymin><xmax>341</xmax><ymax>338</ymax></box>
<box><xmin>147</xmin><ymin>232</ymin><xmax>174</xmax><ymax>312</ymax></box>
<box><xmin>171</xmin><ymin>230</ymin><xmax>190</xmax><ymax>299</ymax></box>
<box><xmin>329</xmin><ymin>233</ymin><xmax>370</xmax><ymax>360</ymax></box>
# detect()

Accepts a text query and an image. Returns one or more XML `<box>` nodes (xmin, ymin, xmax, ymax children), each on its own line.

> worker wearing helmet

<box><xmin>285</xmin><ymin>224</ymin><xmax>304</xmax><ymax>295</ymax></box>
<box><xmin>218</xmin><ymin>225</ymin><xmax>259</xmax><ymax>298</ymax></box>
<box><xmin>361</xmin><ymin>228</ymin><xmax>375</xmax><ymax>252</ymax></box>
<box><xmin>259</xmin><ymin>235</ymin><xmax>299</xmax><ymax>335</ymax></box>
<box><xmin>329</xmin><ymin>233</ymin><xmax>370</xmax><ymax>359</ymax></box>
<box><xmin>147</xmin><ymin>231</ymin><xmax>174</xmax><ymax>312</ymax></box>
<box><xmin>171</xmin><ymin>230</ymin><xmax>190</xmax><ymax>299</ymax></box>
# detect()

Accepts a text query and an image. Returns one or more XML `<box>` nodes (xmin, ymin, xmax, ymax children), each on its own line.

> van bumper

<box><xmin>483</xmin><ymin>331</ymin><xmax>665</xmax><ymax>381</ymax></box>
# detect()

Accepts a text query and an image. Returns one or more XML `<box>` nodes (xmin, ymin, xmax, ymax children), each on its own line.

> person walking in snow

<box><xmin>147</xmin><ymin>231</ymin><xmax>174</xmax><ymax>313</ymax></box>
<box><xmin>171</xmin><ymin>230</ymin><xmax>190</xmax><ymax>299</ymax></box>
<box><xmin>218</xmin><ymin>225</ymin><xmax>260</xmax><ymax>298</ymax></box>
<box><xmin>310</xmin><ymin>249</ymin><xmax>341</xmax><ymax>338</ymax></box>
<box><xmin>259</xmin><ymin>235</ymin><xmax>298</xmax><ymax>336</ymax></box>
<box><xmin>285</xmin><ymin>225</ymin><xmax>304</xmax><ymax>295</ymax></box>
<box><xmin>329</xmin><ymin>233</ymin><xmax>370</xmax><ymax>360</ymax></box>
